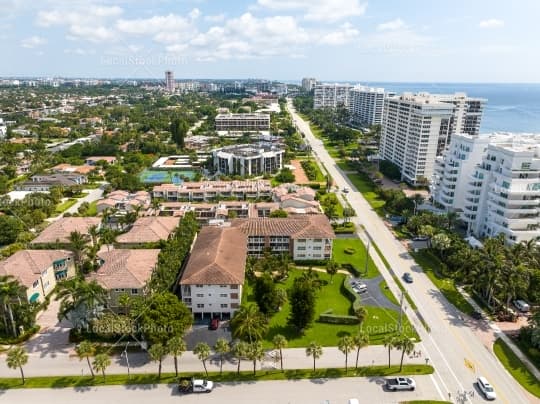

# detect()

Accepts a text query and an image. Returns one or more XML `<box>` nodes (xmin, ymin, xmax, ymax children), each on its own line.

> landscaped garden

<box><xmin>332</xmin><ymin>238</ymin><xmax>379</xmax><ymax>278</ymax></box>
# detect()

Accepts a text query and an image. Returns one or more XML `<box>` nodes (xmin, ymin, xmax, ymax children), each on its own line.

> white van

<box><xmin>514</xmin><ymin>299</ymin><xmax>530</xmax><ymax>312</ymax></box>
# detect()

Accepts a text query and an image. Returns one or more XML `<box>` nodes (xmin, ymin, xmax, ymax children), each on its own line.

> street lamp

<box><xmin>364</xmin><ymin>236</ymin><xmax>371</xmax><ymax>276</ymax></box>
<box><xmin>122</xmin><ymin>342</ymin><xmax>131</xmax><ymax>380</ymax></box>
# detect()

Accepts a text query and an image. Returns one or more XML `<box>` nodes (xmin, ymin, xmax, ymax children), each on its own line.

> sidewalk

<box><xmin>0</xmin><ymin>344</ymin><xmax>426</xmax><ymax>378</ymax></box>
<box><xmin>458</xmin><ymin>286</ymin><xmax>540</xmax><ymax>381</ymax></box>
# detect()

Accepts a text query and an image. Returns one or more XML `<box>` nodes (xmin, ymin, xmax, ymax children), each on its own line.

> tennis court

<box><xmin>139</xmin><ymin>169</ymin><xmax>196</xmax><ymax>184</ymax></box>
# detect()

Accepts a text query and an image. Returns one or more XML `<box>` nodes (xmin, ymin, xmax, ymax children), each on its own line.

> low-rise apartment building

<box><xmin>0</xmin><ymin>250</ymin><xmax>75</xmax><ymax>303</ymax></box>
<box><xmin>215</xmin><ymin>113</ymin><xmax>270</xmax><ymax>131</ymax></box>
<box><xmin>116</xmin><ymin>216</ymin><xmax>180</xmax><ymax>247</ymax></box>
<box><xmin>180</xmin><ymin>226</ymin><xmax>247</xmax><ymax>319</ymax></box>
<box><xmin>153</xmin><ymin>180</ymin><xmax>272</xmax><ymax>202</ymax></box>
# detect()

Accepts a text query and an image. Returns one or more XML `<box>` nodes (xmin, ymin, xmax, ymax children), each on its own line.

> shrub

<box><xmin>344</xmin><ymin>247</ymin><xmax>356</xmax><ymax>255</ymax></box>
<box><xmin>319</xmin><ymin>309</ymin><xmax>360</xmax><ymax>325</ymax></box>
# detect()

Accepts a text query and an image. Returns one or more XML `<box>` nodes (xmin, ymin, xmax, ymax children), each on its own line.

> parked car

<box><xmin>413</xmin><ymin>236</ymin><xmax>429</xmax><ymax>242</ymax></box>
<box><xmin>477</xmin><ymin>376</ymin><xmax>496</xmax><ymax>400</ymax></box>
<box><xmin>513</xmin><ymin>299</ymin><xmax>530</xmax><ymax>313</ymax></box>
<box><xmin>402</xmin><ymin>272</ymin><xmax>413</xmax><ymax>283</ymax></box>
<box><xmin>353</xmin><ymin>283</ymin><xmax>368</xmax><ymax>294</ymax></box>
<box><xmin>178</xmin><ymin>377</ymin><xmax>214</xmax><ymax>393</ymax></box>
<box><xmin>386</xmin><ymin>377</ymin><xmax>416</xmax><ymax>391</ymax></box>
<box><xmin>342</xmin><ymin>187</ymin><xmax>350</xmax><ymax>193</ymax></box>
<box><xmin>209</xmin><ymin>318</ymin><xmax>220</xmax><ymax>330</ymax></box>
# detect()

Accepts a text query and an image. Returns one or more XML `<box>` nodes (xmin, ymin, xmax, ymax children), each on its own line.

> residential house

<box><xmin>116</xmin><ymin>216</ymin><xmax>180</xmax><ymax>247</ymax></box>
<box><xmin>0</xmin><ymin>250</ymin><xmax>75</xmax><ymax>303</ymax></box>
<box><xmin>97</xmin><ymin>190</ymin><xmax>151</xmax><ymax>214</ymax></box>
<box><xmin>30</xmin><ymin>217</ymin><xmax>101</xmax><ymax>247</ymax></box>
<box><xmin>16</xmin><ymin>173</ymin><xmax>88</xmax><ymax>192</ymax></box>
<box><xmin>180</xmin><ymin>227</ymin><xmax>247</xmax><ymax>319</ymax></box>
<box><xmin>87</xmin><ymin>249</ymin><xmax>160</xmax><ymax>309</ymax></box>
<box><xmin>52</xmin><ymin>163</ymin><xmax>97</xmax><ymax>176</ymax></box>
<box><xmin>85</xmin><ymin>156</ymin><xmax>117</xmax><ymax>166</ymax></box>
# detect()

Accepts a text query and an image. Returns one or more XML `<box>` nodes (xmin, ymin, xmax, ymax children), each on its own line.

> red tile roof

<box><xmin>232</xmin><ymin>215</ymin><xmax>334</xmax><ymax>239</ymax></box>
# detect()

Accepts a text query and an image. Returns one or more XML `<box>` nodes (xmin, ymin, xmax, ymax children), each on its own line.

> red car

<box><xmin>209</xmin><ymin>318</ymin><xmax>220</xmax><ymax>330</ymax></box>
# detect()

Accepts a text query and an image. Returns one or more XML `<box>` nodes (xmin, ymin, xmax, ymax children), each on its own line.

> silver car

<box><xmin>477</xmin><ymin>376</ymin><xmax>496</xmax><ymax>400</ymax></box>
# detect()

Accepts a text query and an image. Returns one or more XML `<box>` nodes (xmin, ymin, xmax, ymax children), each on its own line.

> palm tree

<box><xmin>92</xmin><ymin>353</ymin><xmax>111</xmax><ymax>381</ymax></box>
<box><xmin>232</xmin><ymin>341</ymin><xmax>249</xmax><ymax>375</ymax></box>
<box><xmin>353</xmin><ymin>331</ymin><xmax>369</xmax><ymax>369</ymax></box>
<box><xmin>117</xmin><ymin>292</ymin><xmax>131</xmax><ymax>315</ymax></box>
<box><xmin>167</xmin><ymin>336</ymin><xmax>186</xmax><ymax>377</ymax></box>
<box><xmin>396</xmin><ymin>336</ymin><xmax>415</xmax><ymax>371</ymax></box>
<box><xmin>338</xmin><ymin>335</ymin><xmax>354</xmax><ymax>373</ymax></box>
<box><xmin>68</xmin><ymin>230</ymin><xmax>88</xmax><ymax>271</ymax></box>
<box><xmin>354</xmin><ymin>306</ymin><xmax>368</xmax><ymax>328</ymax></box>
<box><xmin>6</xmin><ymin>346</ymin><xmax>28</xmax><ymax>384</ymax></box>
<box><xmin>88</xmin><ymin>224</ymin><xmax>99</xmax><ymax>247</ymax></box>
<box><xmin>230</xmin><ymin>304</ymin><xmax>268</xmax><ymax>343</ymax></box>
<box><xmin>383</xmin><ymin>335</ymin><xmax>397</xmax><ymax>368</ymax></box>
<box><xmin>305</xmin><ymin>341</ymin><xmax>323</xmax><ymax>371</ymax></box>
<box><xmin>148</xmin><ymin>343</ymin><xmax>168</xmax><ymax>380</ymax></box>
<box><xmin>325</xmin><ymin>260</ymin><xmax>339</xmax><ymax>284</ymax></box>
<box><xmin>56</xmin><ymin>279</ymin><xmax>106</xmax><ymax>328</ymax></box>
<box><xmin>75</xmin><ymin>340</ymin><xmax>96</xmax><ymax>377</ymax></box>
<box><xmin>272</xmin><ymin>334</ymin><xmax>287</xmax><ymax>372</ymax></box>
<box><xmin>246</xmin><ymin>341</ymin><xmax>265</xmax><ymax>375</ymax></box>
<box><xmin>214</xmin><ymin>338</ymin><xmax>230</xmax><ymax>375</ymax></box>
<box><xmin>100</xmin><ymin>227</ymin><xmax>116</xmax><ymax>252</ymax></box>
<box><xmin>194</xmin><ymin>342</ymin><xmax>211</xmax><ymax>376</ymax></box>
<box><xmin>0</xmin><ymin>275</ymin><xmax>26</xmax><ymax>337</ymax></box>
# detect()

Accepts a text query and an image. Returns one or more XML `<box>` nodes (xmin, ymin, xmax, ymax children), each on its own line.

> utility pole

<box><xmin>398</xmin><ymin>291</ymin><xmax>405</xmax><ymax>334</ymax></box>
<box><xmin>364</xmin><ymin>237</ymin><xmax>371</xmax><ymax>276</ymax></box>
<box><xmin>123</xmin><ymin>342</ymin><xmax>131</xmax><ymax>380</ymax></box>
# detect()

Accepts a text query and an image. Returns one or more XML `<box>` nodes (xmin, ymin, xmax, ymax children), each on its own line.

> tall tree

<box><xmin>68</xmin><ymin>230</ymin><xmax>87</xmax><ymax>272</ymax></box>
<box><xmin>354</xmin><ymin>306</ymin><xmax>368</xmax><ymax>328</ymax></box>
<box><xmin>0</xmin><ymin>275</ymin><xmax>27</xmax><ymax>337</ymax></box>
<box><xmin>325</xmin><ymin>260</ymin><xmax>339</xmax><ymax>284</ymax></box>
<box><xmin>167</xmin><ymin>336</ymin><xmax>186</xmax><ymax>377</ymax></box>
<box><xmin>75</xmin><ymin>340</ymin><xmax>96</xmax><ymax>377</ymax></box>
<box><xmin>246</xmin><ymin>341</ymin><xmax>265</xmax><ymax>376</ymax></box>
<box><xmin>305</xmin><ymin>341</ymin><xmax>323</xmax><ymax>371</ymax></box>
<box><xmin>56</xmin><ymin>279</ymin><xmax>106</xmax><ymax>329</ymax></box>
<box><xmin>272</xmin><ymin>334</ymin><xmax>287</xmax><ymax>372</ymax></box>
<box><xmin>338</xmin><ymin>336</ymin><xmax>354</xmax><ymax>373</ymax></box>
<box><xmin>214</xmin><ymin>338</ymin><xmax>230</xmax><ymax>375</ymax></box>
<box><xmin>230</xmin><ymin>304</ymin><xmax>268</xmax><ymax>343</ymax></box>
<box><xmin>288</xmin><ymin>277</ymin><xmax>317</xmax><ymax>333</ymax></box>
<box><xmin>6</xmin><ymin>346</ymin><xmax>28</xmax><ymax>384</ymax></box>
<box><xmin>232</xmin><ymin>341</ymin><xmax>249</xmax><ymax>375</ymax></box>
<box><xmin>383</xmin><ymin>335</ymin><xmax>397</xmax><ymax>368</ymax></box>
<box><xmin>253</xmin><ymin>274</ymin><xmax>280</xmax><ymax>315</ymax></box>
<box><xmin>194</xmin><ymin>342</ymin><xmax>211</xmax><ymax>376</ymax></box>
<box><xmin>92</xmin><ymin>353</ymin><xmax>111</xmax><ymax>381</ymax></box>
<box><xmin>148</xmin><ymin>343</ymin><xmax>168</xmax><ymax>380</ymax></box>
<box><xmin>353</xmin><ymin>331</ymin><xmax>369</xmax><ymax>369</ymax></box>
<box><xmin>170</xmin><ymin>118</ymin><xmax>188</xmax><ymax>149</ymax></box>
<box><xmin>396</xmin><ymin>336</ymin><xmax>415</xmax><ymax>371</ymax></box>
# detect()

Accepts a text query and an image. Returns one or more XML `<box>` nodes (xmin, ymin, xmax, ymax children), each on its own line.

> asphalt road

<box><xmin>287</xmin><ymin>100</ymin><xmax>531</xmax><ymax>404</ymax></box>
<box><xmin>0</xmin><ymin>376</ymin><xmax>440</xmax><ymax>404</ymax></box>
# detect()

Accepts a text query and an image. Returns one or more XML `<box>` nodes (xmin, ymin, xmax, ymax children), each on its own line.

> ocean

<box><xmin>361</xmin><ymin>82</ymin><xmax>540</xmax><ymax>134</ymax></box>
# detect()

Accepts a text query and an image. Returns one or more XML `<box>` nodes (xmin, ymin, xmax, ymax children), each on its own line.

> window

<box><xmin>230</xmin><ymin>285</ymin><xmax>239</xmax><ymax>290</ymax></box>
<box><xmin>196</xmin><ymin>293</ymin><xmax>204</xmax><ymax>298</ymax></box>
<box><xmin>220</xmin><ymin>285</ymin><xmax>227</xmax><ymax>288</ymax></box>
<box><xmin>131</xmin><ymin>289</ymin><xmax>139</xmax><ymax>295</ymax></box>
<box><xmin>183</xmin><ymin>298</ymin><xmax>192</xmax><ymax>304</ymax></box>
<box><xmin>220</xmin><ymin>304</ymin><xmax>228</xmax><ymax>308</ymax></box>
<box><xmin>196</xmin><ymin>304</ymin><xmax>204</xmax><ymax>308</ymax></box>
<box><xmin>196</xmin><ymin>284</ymin><xmax>204</xmax><ymax>288</ymax></box>
<box><xmin>230</xmin><ymin>293</ymin><xmax>239</xmax><ymax>299</ymax></box>
<box><xmin>33</xmin><ymin>280</ymin><xmax>39</xmax><ymax>288</ymax></box>
<box><xmin>220</xmin><ymin>294</ymin><xmax>227</xmax><ymax>298</ymax></box>
<box><xmin>42</xmin><ymin>269</ymin><xmax>48</xmax><ymax>276</ymax></box>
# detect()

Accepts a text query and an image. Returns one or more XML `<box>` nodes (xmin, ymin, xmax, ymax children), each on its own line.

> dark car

<box><xmin>403</xmin><ymin>272</ymin><xmax>413</xmax><ymax>283</ymax></box>
<box><xmin>471</xmin><ymin>311</ymin><xmax>484</xmax><ymax>320</ymax></box>
<box><xmin>209</xmin><ymin>318</ymin><xmax>220</xmax><ymax>330</ymax></box>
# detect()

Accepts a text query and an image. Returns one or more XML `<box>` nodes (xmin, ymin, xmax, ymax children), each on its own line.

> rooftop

<box><xmin>232</xmin><ymin>215</ymin><xmax>334</xmax><ymax>239</ymax></box>
<box><xmin>31</xmin><ymin>217</ymin><xmax>101</xmax><ymax>245</ymax></box>
<box><xmin>116</xmin><ymin>216</ymin><xmax>180</xmax><ymax>244</ymax></box>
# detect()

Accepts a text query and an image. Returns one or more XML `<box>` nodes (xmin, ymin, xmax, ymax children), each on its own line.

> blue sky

<box><xmin>1</xmin><ymin>0</ymin><xmax>539</xmax><ymax>82</ymax></box>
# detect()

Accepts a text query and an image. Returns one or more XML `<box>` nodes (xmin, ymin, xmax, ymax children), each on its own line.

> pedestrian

<box><xmin>418</xmin><ymin>350</ymin><xmax>422</xmax><ymax>357</ymax></box>
<box><xmin>425</xmin><ymin>357</ymin><xmax>430</xmax><ymax>365</ymax></box>
<box><xmin>470</xmin><ymin>390</ymin><xmax>474</xmax><ymax>398</ymax></box>
<box><xmin>413</xmin><ymin>350</ymin><xmax>416</xmax><ymax>357</ymax></box>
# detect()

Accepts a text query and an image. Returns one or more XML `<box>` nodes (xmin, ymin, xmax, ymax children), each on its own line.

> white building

<box><xmin>301</xmin><ymin>77</ymin><xmax>317</xmax><ymax>92</ymax></box>
<box><xmin>215</xmin><ymin>113</ymin><xmax>270</xmax><ymax>131</ymax></box>
<box><xmin>313</xmin><ymin>83</ymin><xmax>353</xmax><ymax>109</ymax></box>
<box><xmin>213</xmin><ymin>144</ymin><xmax>284</xmax><ymax>176</ymax></box>
<box><xmin>0</xmin><ymin>118</ymin><xmax>7</xmax><ymax>139</ymax></box>
<box><xmin>380</xmin><ymin>92</ymin><xmax>486</xmax><ymax>185</ymax></box>
<box><xmin>165</xmin><ymin>70</ymin><xmax>175</xmax><ymax>92</ymax></box>
<box><xmin>349</xmin><ymin>86</ymin><xmax>385</xmax><ymax>126</ymax></box>
<box><xmin>432</xmin><ymin>133</ymin><xmax>540</xmax><ymax>244</ymax></box>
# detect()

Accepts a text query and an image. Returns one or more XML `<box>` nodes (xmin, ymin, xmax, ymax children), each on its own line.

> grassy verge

<box><xmin>0</xmin><ymin>364</ymin><xmax>434</xmax><ymax>390</ymax></box>
<box><xmin>493</xmin><ymin>338</ymin><xmax>540</xmax><ymax>398</ymax></box>
<box><xmin>332</xmin><ymin>238</ymin><xmax>379</xmax><ymax>278</ymax></box>
<box><xmin>410</xmin><ymin>250</ymin><xmax>474</xmax><ymax>316</ymax></box>
<box><xmin>54</xmin><ymin>198</ymin><xmax>77</xmax><ymax>215</ymax></box>
<box><xmin>514</xmin><ymin>336</ymin><xmax>540</xmax><ymax>371</ymax></box>
<box><xmin>346</xmin><ymin>172</ymin><xmax>386</xmax><ymax>213</ymax></box>
<box><xmin>379</xmin><ymin>280</ymin><xmax>399</xmax><ymax>306</ymax></box>
<box><xmin>83</xmin><ymin>200</ymin><xmax>98</xmax><ymax>217</ymax></box>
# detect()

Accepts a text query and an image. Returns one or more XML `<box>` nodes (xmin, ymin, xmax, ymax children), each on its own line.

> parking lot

<box><xmin>184</xmin><ymin>319</ymin><xmax>232</xmax><ymax>350</ymax></box>
<box><xmin>348</xmin><ymin>276</ymin><xmax>400</xmax><ymax>310</ymax></box>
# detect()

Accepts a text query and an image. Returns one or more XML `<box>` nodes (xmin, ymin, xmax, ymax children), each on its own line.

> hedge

<box><xmin>341</xmin><ymin>278</ymin><xmax>363</xmax><ymax>313</ymax></box>
<box><xmin>319</xmin><ymin>309</ymin><xmax>359</xmax><ymax>325</ymax></box>
<box><xmin>294</xmin><ymin>259</ymin><xmax>328</xmax><ymax>267</ymax></box>
<box><xmin>341</xmin><ymin>263</ymin><xmax>361</xmax><ymax>277</ymax></box>
<box><xmin>0</xmin><ymin>325</ymin><xmax>40</xmax><ymax>345</ymax></box>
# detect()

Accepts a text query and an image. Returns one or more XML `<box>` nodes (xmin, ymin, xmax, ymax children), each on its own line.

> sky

<box><xmin>1</xmin><ymin>0</ymin><xmax>539</xmax><ymax>82</ymax></box>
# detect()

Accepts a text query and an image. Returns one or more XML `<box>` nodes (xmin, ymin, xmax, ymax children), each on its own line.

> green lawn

<box><xmin>379</xmin><ymin>280</ymin><xmax>399</xmax><ymax>306</ymax></box>
<box><xmin>515</xmin><ymin>336</ymin><xmax>540</xmax><ymax>371</ymax></box>
<box><xmin>346</xmin><ymin>172</ymin><xmax>386</xmax><ymax>212</ymax></box>
<box><xmin>0</xmin><ymin>365</ymin><xmax>434</xmax><ymax>390</ymax></box>
<box><xmin>493</xmin><ymin>338</ymin><xmax>540</xmax><ymax>398</ymax></box>
<box><xmin>298</xmin><ymin>158</ymin><xmax>326</xmax><ymax>182</ymax></box>
<box><xmin>410</xmin><ymin>250</ymin><xmax>475</xmax><ymax>316</ymax></box>
<box><xmin>320</xmin><ymin>193</ymin><xmax>344</xmax><ymax>217</ymax></box>
<box><xmin>332</xmin><ymin>238</ymin><xmax>380</xmax><ymax>278</ymax></box>
<box><xmin>54</xmin><ymin>198</ymin><xmax>77</xmax><ymax>215</ymax></box>
<box><xmin>251</xmin><ymin>268</ymin><xmax>417</xmax><ymax>348</ymax></box>
<box><xmin>83</xmin><ymin>200</ymin><xmax>98</xmax><ymax>217</ymax></box>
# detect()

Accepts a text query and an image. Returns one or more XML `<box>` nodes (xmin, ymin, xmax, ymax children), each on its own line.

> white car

<box><xmin>193</xmin><ymin>379</ymin><xmax>214</xmax><ymax>393</ymax></box>
<box><xmin>477</xmin><ymin>376</ymin><xmax>496</xmax><ymax>400</ymax></box>
<box><xmin>513</xmin><ymin>299</ymin><xmax>530</xmax><ymax>313</ymax></box>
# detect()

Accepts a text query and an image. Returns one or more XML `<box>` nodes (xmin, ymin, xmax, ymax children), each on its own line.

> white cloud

<box><xmin>204</xmin><ymin>13</ymin><xmax>226</xmax><ymax>23</ymax></box>
<box><xmin>257</xmin><ymin>0</ymin><xmax>367</xmax><ymax>22</ymax></box>
<box><xmin>116</xmin><ymin>14</ymin><xmax>196</xmax><ymax>44</ymax></box>
<box><xmin>64</xmin><ymin>47</ymin><xmax>95</xmax><ymax>55</ymax></box>
<box><xmin>360</xmin><ymin>28</ymin><xmax>434</xmax><ymax>54</ymax></box>
<box><xmin>189</xmin><ymin>8</ymin><xmax>200</xmax><ymax>20</ymax></box>
<box><xmin>377</xmin><ymin>18</ymin><xmax>406</xmax><ymax>31</ymax></box>
<box><xmin>21</xmin><ymin>35</ymin><xmax>47</xmax><ymax>48</ymax></box>
<box><xmin>320</xmin><ymin>23</ymin><xmax>359</xmax><ymax>45</ymax></box>
<box><xmin>479</xmin><ymin>19</ymin><xmax>504</xmax><ymax>28</ymax></box>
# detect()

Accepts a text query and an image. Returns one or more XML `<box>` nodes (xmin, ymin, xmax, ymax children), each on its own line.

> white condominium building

<box><xmin>164</xmin><ymin>70</ymin><xmax>175</xmax><ymax>92</ymax></box>
<box><xmin>215</xmin><ymin>113</ymin><xmax>270</xmax><ymax>131</ymax></box>
<box><xmin>213</xmin><ymin>144</ymin><xmax>284</xmax><ymax>176</ymax></box>
<box><xmin>0</xmin><ymin>118</ymin><xmax>7</xmax><ymax>139</ymax></box>
<box><xmin>349</xmin><ymin>86</ymin><xmax>385</xmax><ymax>126</ymax></box>
<box><xmin>301</xmin><ymin>77</ymin><xmax>317</xmax><ymax>92</ymax></box>
<box><xmin>313</xmin><ymin>83</ymin><xmax>353</xmax><ymax>109</ymax></box>
<box><xmin>432</xmin><ymin>133</ymin><xmax>540</xmax><ymax>244</ymax></box>
<box><xmin>380</xmin><ymin>92</ymin><xmax>486</xmax><ymax>185</ymax></box>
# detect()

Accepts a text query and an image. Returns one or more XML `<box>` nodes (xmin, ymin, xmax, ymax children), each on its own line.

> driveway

<box><xmin>184</xmin><ymin>321</ymin><xmax>232</xmax><ymax>350</ymax></box>
<box><xmin>349</xmin><ymin>275</ymin><xmax>400</xmax><ymax>310</ymax></box>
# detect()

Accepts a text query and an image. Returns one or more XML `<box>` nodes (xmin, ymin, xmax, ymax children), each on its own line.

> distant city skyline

<box><xmin>1</xmin><ymin>0</ymin><xmax>539</xmax><ymax>82</ymax></box>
